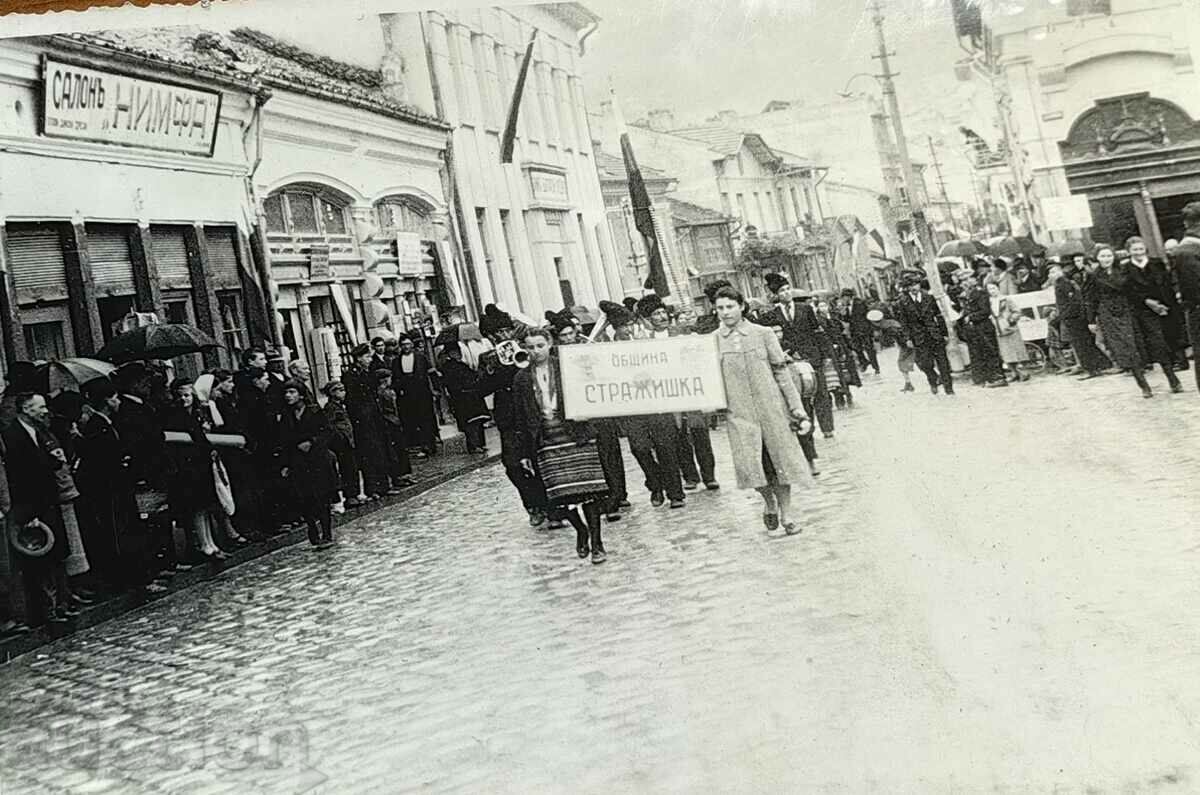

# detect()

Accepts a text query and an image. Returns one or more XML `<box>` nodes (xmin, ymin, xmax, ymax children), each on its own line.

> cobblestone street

<box><xmin>2</xmin><ymin>358</ymin><xmax>1200</xmax><ymax>793</ymax></box>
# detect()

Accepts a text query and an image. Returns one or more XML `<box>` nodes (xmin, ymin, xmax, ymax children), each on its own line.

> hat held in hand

<box><xmin>10</xmin><ymin>518</ymin><xmax>55</xmax><ymax>558</ymax></box>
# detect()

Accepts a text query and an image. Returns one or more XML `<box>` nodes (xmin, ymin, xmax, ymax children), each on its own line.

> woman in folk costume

<box><xmin>712</xmin><ymin>287</ymin><xmax>813</xmax><ymax>534</ymax></box>
<box><xmin>513</xmin><ymin>326</ymin><xmax>610</xmax><ymax>563</ymax></box>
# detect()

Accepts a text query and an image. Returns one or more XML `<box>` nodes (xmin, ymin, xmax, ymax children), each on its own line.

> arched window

<box><xmin>264</xmin><ymin>185</ymin><xmax>351</xmax><ymax>237</ymax></box>
<box><xmin>374</xmin><ymin>196</ymin><xmax>436</xmax><ymax>240</ymax></box>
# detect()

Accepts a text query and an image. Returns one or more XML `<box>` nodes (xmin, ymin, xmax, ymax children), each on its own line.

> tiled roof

<box><xmin>596</xmin><ymin>149</ymin><xmax>669</xmax><ymax>182</ymax></box>
<box><xmin>51</xmin><ymin>26</ymin><xmax>449</xmax><ymax>130</ymax></box>
<box><xmin>669</xmin><ymin>198</ymin><xmax>730</xmax><ymax>226</ymax></box>
<box><xmin>666</xmin><ymin>125</ymin><xmax>745</xmax><ymax>156</ymax></box>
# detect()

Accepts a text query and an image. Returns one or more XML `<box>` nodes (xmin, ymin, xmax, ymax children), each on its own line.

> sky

<box><xmin>577</xmin><ymin>0</ymin><xmax>991</xmax><ymax>202</ymax></box>
<box><xmin>580</xmin><ymin>0</ymin><xmax>970</xmax><ymax>121</ymax></box>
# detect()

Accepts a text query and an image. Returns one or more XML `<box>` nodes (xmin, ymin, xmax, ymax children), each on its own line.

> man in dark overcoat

<box><xmin>894</xmin><ymin>278</ymin><xmax>955</xmax><ymax>395</ymax></box>
<box><xmin>3</xmin><ymin>393</ymin><xmax>71</xmax><ymax>624</ymax></box>
<box><xmin>343</xmin><ymin>344</ymin><xmax>390</xmax><ymax>499</ymax></box>
<box><xmin>759</xmin><ymin>273</ymin><xmax>835</xmax><ymax>435</ymax></box>
<box><xmin>841</xmin><ymin>287</ymin><xmax>880</xmax><ymax>374</ymax></box>
<box><xmin>1055</xmin><ymin>259</ymin><xmax>1111</xmax><ymax>378</ymax></box>
<box><xmin>1171</xmin><ymin>201</ymin><xmax>1200</xmax><ymax>392</ymax></box>
<box><xmin>391</xmin><ymin>335</ymin><xmax>439</xmax><ymax>457</ymax></box>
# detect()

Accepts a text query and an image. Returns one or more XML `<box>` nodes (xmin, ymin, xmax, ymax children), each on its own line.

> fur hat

<box><xmin>599</xmin><ymin>300</ymin><xmax>635</xmax><ymax>328</ymax></box>
<box><xmin>763</xmin><ymin>272</ymin><xmax>789</xmax><ymax>293</ymax></box>
<box><xmin>622</xmin><ymin>297</ymin><xmax>638</xmax><ymax>312</ymax></box>
<box><xmin>636</xmin><ymin>293</ymin><xmax>666</xmax><ymax>318</ymax></box>
<box><xmin>351</xmin><ymin>342</ymin><xmax>372</xmax><ymax>358</ymax></box>
<box><xmin>703</xmin><ymin>279</ymin><xmax>732</xmax><ymax>303</ymax></box>
<box><xmin>478</xmin><ymin>303</ymin><xmax>515</xmax><ymax>338</ymax></box>
<box><xmin>545</xmin><ymin>309</ymin><xmax>575</xmax><ymax>334</ymax></box>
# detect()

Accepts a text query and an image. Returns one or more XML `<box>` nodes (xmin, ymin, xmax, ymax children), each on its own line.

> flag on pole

<box><xmin>612</xmin><ymin>87</ymin><xmax>670</xmax><ymax>297</ymax></box>
<box><xmin>500</xmin><ymin>31</ymin><xmax>537</xmax><ymax>164</ymax></box>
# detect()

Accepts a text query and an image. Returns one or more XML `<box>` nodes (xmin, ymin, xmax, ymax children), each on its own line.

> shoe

<box><xmin>605</xmin><ymin>512</ymin><xmax>622</xmax><ymax>522</ymax></box>
<box><xmin>173</xmin><ymin>563</ymin><xmax>195</xmax><ymax>572</ymax></box>
<box><xmin>901</xmin><ymin>383</ymin><xmax>915</xmax><ymax>393</ymax></box>
<box><xmin>618</xmin><ymin>500</ymin><xmax>632</xmax><ymax>509</ymax></box>
<box><xmin>808</xmin><ymin>462</ymin><xmax>821</xmax><ymax>476</ymax></box>
<box><xmin>782</xmin><ymin>521</ymin><xmax>801</xmax><ymax>536</ymax></box>
<box><xmin>547</xmin><ymin>518</ymin><xmax>566</xmax><ymax>530</ymax></box>
<box><xmin>683</xmin><ymin>481</ymin><xmax>699</xmax><ymax>492</ymax></box>
<box><xmin>762</xmin><ymin>513</ymin><xmax>779</xmax><ymax>531</ymax></box>
<box><xmin>704</xmin><ymin>481</ymin><xmax>720</xmax><ymax>491</ymax></box>
<box><xmin>206</xmin><ymin>550</ymin><xmax>228</xmax><ymax>561</ymax></box>
<box><xmin>70</xmin><ymin>593</ymin><xmax>96</xmax><ymax>607</ymax></box>
<box><xmin>48</xmin><ymin>614</ymin><xmax>69</xmax><ymax>624</ymax></box>
<box><xmin>61</xmin><ymin>606</ymin><xmax>81</xmax><ymax>618</ymax></box>
<box><xmin>985</xmin><ymin>380</ymin><xmax>1009</xmax><ymax>388</ymax></box>
<box><xmin>669</xmin><ymin>499</ymin><xmax>685</xmax><ymax>509</ymax></box>
<box><xmin>386</xmin><ymin>487</ymin><xmax>403</xmax><ymax>496</ymax></box>
<box><xmin>944</xmin><ymin>388</ymin><xmax>956</xmax><ymax>395</ymax></box>
<box><xmin>145</xmin><ymin>583</ymin><xmax>169</xmax><ymax>595</ymax></box>
<box><xmin>930</xmin><ymin>385</ymin><xmax>939</xmax><ymax>395</ymax></box>
<box><xmin>823</xmin><ymin>432</ymin><xmax>834</xmax><ymax>440</ymax></box>
<box><xmin>590</xmin><ymin>528</ymin><xmax>606</xmax><ymax>564</ymax></box>
<box><xmin>576</xmin><ymin>528</ymin><xmax>590</xmax><ymax>559</ymax></box>
<box><xmin>1142</xmin><ymin>386</ymin><xmax>1154</xmax><ymax>399</ymax></box>
<box><xmin>395</xmin><ymin>476</ymin><xmax>417</xmax><ymax>487</ymax></box>
<box><xmin>0</xmin><ymin>621</ymin><xmax>30</xmax><ymax>638</ymax></box>
<box><xmin>650</xmin><ymin>491</ymin><xmax>665</xmax><ymax>507</ymax></box>
<box><xmin>331</xmin><ymin>503</ymin><xmax>346</xmax><ymax>515</ymax></box>
<box><xmin>230</xmin><ymin>535</ymin><xmax>250</xmax><ymax>546</ymax></box>
<box><xmin>528</xmin><ymin>510</ymin><xmax>546</xmax><ymax>528</ymax></box>
<box><xmin>344</xmin><ymin>496</ymin><xmax>364</xmax><ymax>508</ymax></box>
<box><xmin>1170</xmin><ymin>379</ymin><xmax>1184</xmax><ymax>393</ymax></box>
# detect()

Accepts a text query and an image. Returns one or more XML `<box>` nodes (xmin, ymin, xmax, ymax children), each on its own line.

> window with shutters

<box><xmin>5</xmin><ymin>224</ymin><xmax>68</xmax><ymax>304</ymax></box>
<box><xmin>204</xmin><ymin>226</ymin><xmax>242</xmax><ymax>290</ymax></box>
<box><xmin>375</xmin><ymin>197</ymin><xmax>435</xmax><ymax>240</ymax></box>
<box><xmin>86</xmin><ymin>225</ymin><xmax>137</xmax><ymax>298</ymax></box>
<box><xmin>264</xmin><ymin>187</ymin><xmax>351</xmax><ymax>237</ymax></box>
<box><xmin>150</xmin><ymin>226</ymin><xmax>192</xmax><ymax>291</ymax></box>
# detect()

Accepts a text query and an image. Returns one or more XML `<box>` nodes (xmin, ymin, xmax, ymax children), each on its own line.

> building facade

<box><xmin>0</xmin><ymin>32</ymin><xmax>271</xmax><ymax>379</ymax></box>
<box><xmin>979</xmin><ymin>0</ymin><xmax>1200</xmax><ymax>252</ymax></box>
<box><xmin>404</xmin><ymin>4</ymin><xmax>622</xmax><ymax>319</ymax></box>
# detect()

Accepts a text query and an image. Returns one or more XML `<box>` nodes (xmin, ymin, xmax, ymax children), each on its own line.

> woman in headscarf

<box><xmin>712</xmin><ymin>286</ymin><xmax>812</xmax><ymax>534</ymax></box>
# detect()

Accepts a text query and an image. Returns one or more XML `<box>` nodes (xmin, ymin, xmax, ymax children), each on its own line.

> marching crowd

<box><xmin>0</xmin><ymin>268</ymin><xmax>894</xmax><ymax>637</ymax></box>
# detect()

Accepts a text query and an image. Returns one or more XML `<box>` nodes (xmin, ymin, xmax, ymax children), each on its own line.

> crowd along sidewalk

<box><xmin>0</xmin><ymin>426</ymin><xmax>501</xmax><ymax>665</ymax></box>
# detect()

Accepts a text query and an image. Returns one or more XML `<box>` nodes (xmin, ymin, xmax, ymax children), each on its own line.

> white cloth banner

<box><xmin>559</xmin><ymin>336</ymin><xmax>727</xmax><ymax>420</ymax></box>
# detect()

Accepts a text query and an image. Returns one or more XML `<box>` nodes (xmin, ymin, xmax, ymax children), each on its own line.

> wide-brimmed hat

<box><xmin>10</xmin><ymin>518</ymin><xmax>54</xmax><ymax>558</ymax></box>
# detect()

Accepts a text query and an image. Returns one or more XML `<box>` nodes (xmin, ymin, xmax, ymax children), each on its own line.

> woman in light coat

<box><xmin>986</xmin><ymin>282</ymin><xmax>1030</xmax><ymax>382</ymax></box>
<box><xmin>712</xmin><ymin>287</ymin><xmax>812</xmax><ymax>534</ymax></box>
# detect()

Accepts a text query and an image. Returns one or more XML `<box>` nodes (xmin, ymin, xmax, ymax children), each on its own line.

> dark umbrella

<box><xmin>96</xmin><ymin>323</ymin><xmax>220</xmax><ymax>363</ymax></box>
<box><xmin>989</xmin><ymin>235</ymin><xmax>1046</xmax><ymax>258</ymax></box>
<box><xmin>936</xmin><ymin>239</ymin><xmax>983</xmax><ymax>258</ymax></box>
<box><xmin>1047</xmin><ymin>239</ymin><xmax>1086</xmax><ymax>259</ymax></box>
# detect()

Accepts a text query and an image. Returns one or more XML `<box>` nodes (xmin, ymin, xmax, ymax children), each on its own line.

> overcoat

<box><xmin>1089</xmin><ymin>266</ymin><xmax>1143</xmax><ymax>370</ymax></box>
<box><xmin>276</xmin><ymin>404</ymin><xmax>334</xmax><ymax>499</ymax></box>
<box><xmin>714</xmin><ymin>319</ymin><xmax>811</xmax><ymax>489</ymax></box>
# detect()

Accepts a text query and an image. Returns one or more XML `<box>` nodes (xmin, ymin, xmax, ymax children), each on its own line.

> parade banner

<box><xmin>559</xmin><ymin>336</ymin><xmax>727</xmax><ymax>420</ymax></box>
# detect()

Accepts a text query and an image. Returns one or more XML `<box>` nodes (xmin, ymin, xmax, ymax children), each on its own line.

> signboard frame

<box><xmin>558</xmin><ymin>334</ymin><xmax>728</xmax><ymax>420</ymax></box>
<box><xmin>39</xmin><ymin>54</ymin><xmax>223</xmax><ymax>158</ymax></box>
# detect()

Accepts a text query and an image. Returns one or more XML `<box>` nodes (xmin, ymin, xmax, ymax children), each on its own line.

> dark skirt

<box><xmin>535</xmin><ymin>417</ymin><xmax>608</xmax><ymax>506</ymax></box>
<box><xmin>1098</xmin><ymin>305</ymin><xmax>1143</xmax><ymax>370</ymax></box>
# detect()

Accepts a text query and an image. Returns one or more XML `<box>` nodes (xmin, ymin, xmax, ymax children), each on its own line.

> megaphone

<box><xmin>496</xmin><ymin>339</ymin><xmax>530</xmax><ymax>368</ymax></box>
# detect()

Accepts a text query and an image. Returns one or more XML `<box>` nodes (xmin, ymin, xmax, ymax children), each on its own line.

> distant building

<box><xmin>976</xmin><ymin>0</ymin><xmax>1200</xmax><ymax>251</ymax></box>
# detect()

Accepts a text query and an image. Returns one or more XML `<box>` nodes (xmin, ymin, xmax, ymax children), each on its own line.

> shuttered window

<box><xmin>86</xmin><ymin>226</ymin><xmax>136</xmax><ymax>297</ymax></box>
<box><xmin>150</xmin><ymin>226</ymin><xmax>192</xmax><ymax>290</ymax></box>
<box><xmin>6</xmin><ymin>226</ymin><xmax>68</xmax><ymax>304</ymax></box>
<box><xmin>205</xmin><ymin>227</ymin><xmax>241</xmax><ymax>289</ymax></box>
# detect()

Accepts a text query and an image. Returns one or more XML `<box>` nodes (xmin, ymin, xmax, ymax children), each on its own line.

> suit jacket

<box><xmin>391</xmin><ymin>352</ymin><xmax>433</xmax><ymax>399</ymax></box>
<box><xmin>1173</xmin><ymin>235</ymin><xmax>1200</xmax><ymax>309</ymax></box>
<box><xmin>512</xmin><ymin>357</ymin><xmax>592</xmax><ymax>462</ymax></box>
<box><xmin>1054</xmin><ymin>277</ymin><xmax>1088</xmax><ymax>323</ymax></box>
<box><xmin>763</xmin><ymin>300</ymin><xmax>823</xmax><ymax>361</ymax></box>
<box><xmin>2</xmin><ymin>420</ymin><xmax>60</xmax><ymax>526</ymax></box>
<box><xmin>76</xmin><ymin>412</ymin><xmax>127</xmax><ymax>496</ymax></box>
<box><xmin>894</xmin><ymin>291</ymin><xmax>947</xmax><ymax>347</ymax></box>
<box><xmin>962</xmin><ymin>287</ymin><xmax>993</xmax><ymax>326</ymax></box>
<box><xmin>1124</xmin><ymin>258</ymin><xmax>1177</xmax><ymax>318</ymax></box>
<box><xmin>276</xmin><ymin>403</ymin><xmax>334</xmax><ymax>496</ymax></box>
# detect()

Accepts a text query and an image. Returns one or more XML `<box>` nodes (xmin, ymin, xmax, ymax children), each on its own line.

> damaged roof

<box><xmin>47</xmin><ymin>26</ymin><xmax>449</xmax><ymax>130</ymax></box>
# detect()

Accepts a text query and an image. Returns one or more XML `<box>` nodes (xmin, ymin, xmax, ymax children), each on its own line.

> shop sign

<box><xmin>396</xmin><ymin>232</ymin><xmax>424</xmax><ymax>275</ymax></box>
<box><xmin>308</xmin><ymin>245</ymin><xmax>331</xmax><ymax>279</ymax></box>
<box><xmin>40</xmin><ymin>56</ymin><xmax>222</xmax><ymax>157</ymax></box>
<box><xmin>558</xmin><ymin>335</ymin><xmax>727</xmax><ymax>420</ymax></box>
<box><xmin>528</xmin><ymin>168</ymin><xmax>569</xmax><ymax>204</ymax></box>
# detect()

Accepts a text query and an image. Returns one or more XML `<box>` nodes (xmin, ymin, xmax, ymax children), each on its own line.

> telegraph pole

<box><xmin>869</xmin><ymin>0</ymin><xmax>941</xmax><ymax>294</ymax></box>
<box><xmin>927</xmin><ymin>135</ymin><xmax>959</xmax><ymax>238</ymax></box>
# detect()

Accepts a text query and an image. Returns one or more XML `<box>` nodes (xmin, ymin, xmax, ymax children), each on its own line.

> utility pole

<box><xmin>869</xmin><ymin>0</ymin><xmax>942</xmax><ymax>296</ymax></box>
<box><xmin>927</xmin><ymin>135</ymin><xmax>959</xmax><ymax>238</ymax></box>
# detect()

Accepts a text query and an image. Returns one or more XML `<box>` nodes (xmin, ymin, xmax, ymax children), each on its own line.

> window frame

<box><xmin>263</xmin><ymin>189</ymin><xmax>352</xmax><ymax>238</ymax></box>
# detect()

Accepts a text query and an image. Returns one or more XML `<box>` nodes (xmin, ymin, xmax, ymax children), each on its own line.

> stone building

<box><xmin>975</xmin><ymin>0</ymin><xmax>1200</xmax><ymax>251</ymax></box>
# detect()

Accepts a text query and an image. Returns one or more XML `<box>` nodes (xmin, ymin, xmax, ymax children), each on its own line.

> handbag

<box><xmin>213</xmin><ymin>457</ymin><xmax>236</xmax><ymax>517</ymax></box>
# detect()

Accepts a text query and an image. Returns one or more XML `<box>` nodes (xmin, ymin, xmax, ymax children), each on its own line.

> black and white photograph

<box><xmin>0</xmin><ymin>0</ymin><xmax>1199</xmax><ymax>790</ymax></box>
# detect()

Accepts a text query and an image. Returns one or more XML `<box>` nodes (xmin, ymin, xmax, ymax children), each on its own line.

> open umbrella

<box><xmin>937</xmin><ymin>239</ymin><xmax>983</xmax><ymax>258</ymax></box>
<box><xmin>1046</xmin><ymin>239</ymin><xmax>1086</xmax><ymax>259</ymax></box>
<box><xmin>987</xmin><ymin>235</ymin><xmax>1046</xmax><ymax>259</ymax></box>
<box><xmin>41</xmin><ymin>358</ymin><xmax>117</xmax><ymax>393</ymax></box>
<box><xmin>96</xmin><ymin>323</ymin><xmax>220</xmax><ymax>363</ymax></box>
